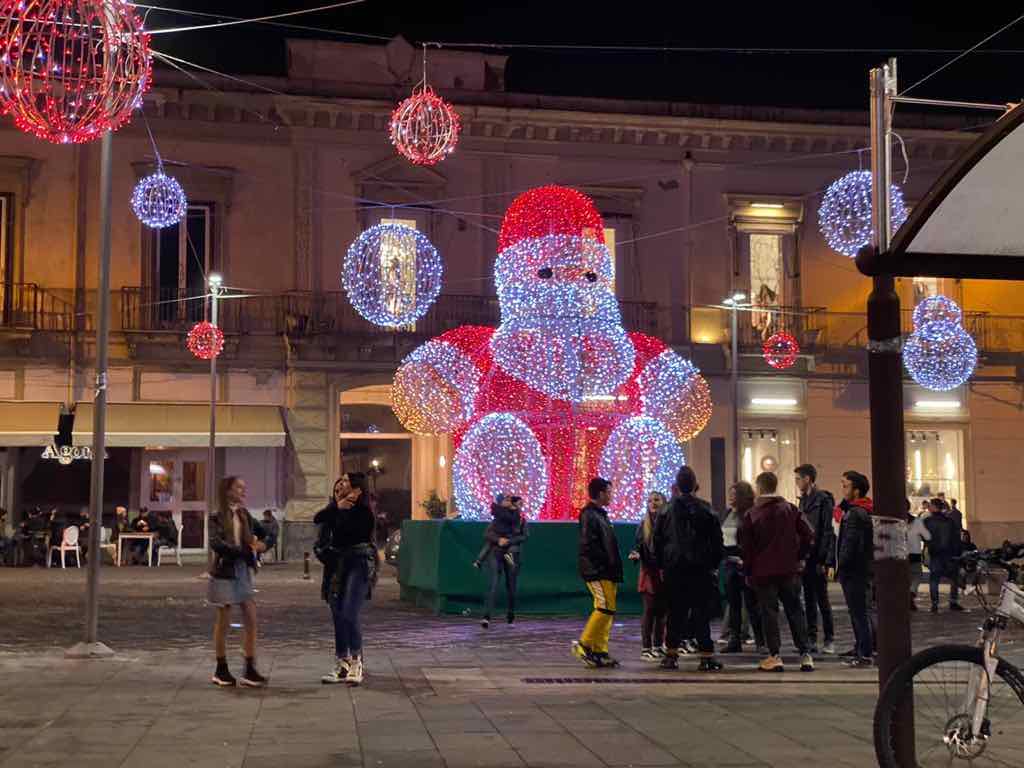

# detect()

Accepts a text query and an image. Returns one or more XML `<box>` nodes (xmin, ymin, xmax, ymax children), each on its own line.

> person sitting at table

<box><xmin>14</xmin><ymin>508</ymin><xmax>45</xmax><ymax>566</ymax></box>
<box><xmin>153</xmin><ymin>510</ymin><xmax>179</xmax><ymax>565</ymax></box>
<box><xmin>76</xmin><ymin>506</ymin><xmax>91</xmax><ymax>562</ymax></box>
<box><xmin>128</xmin><ymin>507</ymin><xmax>153</xmax><ymax>564</ymax></box>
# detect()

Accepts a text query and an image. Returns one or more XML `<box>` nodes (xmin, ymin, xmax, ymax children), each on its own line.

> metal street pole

<box><xmin>868</xmin><ymin>59</ymin><xmax>915</xmax><ymax>765</ymax></box>
<box><xmin>730</xmin><ymin>303</ymin><xmax>739</xmax><ymax>483</ymax></box>
<box><xmin>67</xmin><ymin>131</ymin><xmax>115</xmax><ymax>659</ymax></box>
<box><xmin>206</xmin><ymin>274</ymin><xmax>222</xmax><ymax>542</ymax></box>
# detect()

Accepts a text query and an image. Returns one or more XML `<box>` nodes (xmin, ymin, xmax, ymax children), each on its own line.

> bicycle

<box><xmin>874</xmin><ymin>541</ymin><xmax>1024</xmax><ymax>767</ymax></box>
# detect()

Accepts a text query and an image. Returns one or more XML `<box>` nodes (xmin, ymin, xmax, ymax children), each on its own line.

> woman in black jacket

<box><xmin>208</xmin><ymin>476</ymin><xmax>268</xmax><ymax>688</ymax></box>
<box><xmin>315</xmin><ymin>473</ymin><xmax>375</xmax><ymax>686</ymax></box>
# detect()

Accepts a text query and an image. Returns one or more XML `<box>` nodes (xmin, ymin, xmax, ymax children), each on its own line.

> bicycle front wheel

<box><xmin>875</xmin><ymin>644</ymin><xmax>1024</xmax><ymax>767</ymax></box>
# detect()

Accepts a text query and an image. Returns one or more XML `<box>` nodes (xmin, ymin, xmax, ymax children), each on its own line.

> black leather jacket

<box><xmin>208</xmin><ymin>508</ymin><xmax>265</xmax><ymax>580</ymax></box>
<box><xmin>577</xmin><ymin>502</ymin><xmax>623</xmax><ymax>583</ymax></box>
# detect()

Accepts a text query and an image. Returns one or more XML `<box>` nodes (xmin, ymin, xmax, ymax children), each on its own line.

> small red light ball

<box><xmin>389</xmin><ymin>85</ymin><xmax>460</xmax><ymax>166</ymax></box>
<box><xmin>763</xmin><ymin>331</ymin><xmax>800</xmax><ymax>370</ymax></box>
<box><xmin>187</xmin><ymin>321</ymin><xmax>224</xmax><ymax>360</ymax></box>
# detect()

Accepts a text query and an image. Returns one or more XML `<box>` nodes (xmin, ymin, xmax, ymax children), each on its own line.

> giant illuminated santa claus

<box><xmin>391</xmin><ymin>186</ymin><xmax>712</xmax><ymax>521</ymax></box>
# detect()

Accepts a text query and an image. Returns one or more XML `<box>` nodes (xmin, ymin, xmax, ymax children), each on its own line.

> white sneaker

<box><xmin>321</xmin><ymin>658</ymin><xmax>349</xmax><ymax>684</ymax></box>
<box><xmin>640</xmin><ymin>648</ymin><xmax>659</xmax><ymax>662</ymax></box>
<box><xmin>345</xmin><ymin>657</ymin><xmax>364</xmax><ymax>686</ymax></box>
<box><xmin>822</xmin><ymin>641</ymin><xmax>836</xmax><ymax>655</ymax></box>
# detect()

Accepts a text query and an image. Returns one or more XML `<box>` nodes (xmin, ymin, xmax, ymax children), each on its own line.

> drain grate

<box><xmin>524</xmin><ymin>684</ymin><xmax>876</xmax><ymax>688</ymax></box>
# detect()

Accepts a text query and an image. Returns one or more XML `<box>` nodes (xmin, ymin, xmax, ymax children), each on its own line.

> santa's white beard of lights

<box><xmin>490</xmin><ymin>234</ymin><xmax>635</xmax><ymax>403</ymax></box>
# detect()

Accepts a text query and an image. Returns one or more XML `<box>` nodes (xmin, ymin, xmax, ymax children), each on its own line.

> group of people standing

<box><xmin>571</xmin><ymin>463</ymin><xmax>881</xmax><ymax>672</ymax></box>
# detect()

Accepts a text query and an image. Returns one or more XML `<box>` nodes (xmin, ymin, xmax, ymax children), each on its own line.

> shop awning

<box><xmin>0</xmin><ymin>401</ymin><xmax>60</xmax><ymax>446</ymax></box>
<box><xmin>857</xmin><ymin>103</ymin><xmax>1024</xmax><ymax>279</ymax></box>
<box><xmin>72</xmin><ymin>404</ymin><xmax>286</xmax><ymax>448</ymax></box>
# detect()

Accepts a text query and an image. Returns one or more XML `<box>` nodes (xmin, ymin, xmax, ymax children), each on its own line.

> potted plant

<box><xmin>420</xmin><ymin>491</ymin><xmax>448</xmax><ymax>520</ymax></box>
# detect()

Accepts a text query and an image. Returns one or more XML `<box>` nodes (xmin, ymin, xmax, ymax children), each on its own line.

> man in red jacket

<box><xmin>738</xmin><ymin>471</ymin><xmax>815</xmax><ymax>673</ymax></box>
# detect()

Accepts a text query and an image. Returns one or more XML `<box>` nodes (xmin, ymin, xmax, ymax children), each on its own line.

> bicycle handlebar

<box><xmin>956</xmin><ymin>541</ymin><xmax>1024</xmax><ymax>572</ymax></box>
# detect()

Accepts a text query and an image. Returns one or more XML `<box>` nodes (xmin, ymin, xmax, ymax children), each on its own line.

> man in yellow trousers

<box><xmin>572</xmin><ymin>477</ymin><xmax>624</xmax><ymax>668</ymax></box>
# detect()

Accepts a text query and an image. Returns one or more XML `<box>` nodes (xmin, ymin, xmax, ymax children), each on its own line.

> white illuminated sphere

<box><xmin>818</xmin><ymin>170</ymin><xmax>908</xmax><ymax>258</ymax></box>
<box><xmin>131</xmin><ymin>172</ymin><xmax>187</xmax><ymax>229</ymax></box>
<box><xmin>598</xmin><ymin>416</ymin><xmax>684</xmax><ymax>522</ymax></box>
<box><xmin>904</xmin><ymin>322</ymin><xmax>977</xmax><ymax>391</ymax></box>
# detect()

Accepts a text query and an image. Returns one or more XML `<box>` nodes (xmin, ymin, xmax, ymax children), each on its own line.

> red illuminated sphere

<box><xmin>0</xmin><ymin>0</ymin><xmax>151</xmax><ymax>144</ymax></box>
<box><xmin>187</xmin><ymin>322</ymin><xmax>224</xmax><ymax>361</ymax></box>
<box><xmin>498</xmin><ymin>185</ymin><xmax>606</xmax><ymax>251</ymax></box>
<box><xmin>389</xmin><ymin>85</ymin><xmax>460</xmax><ymax>166</ymax></box>
<box><xmin>763</xmin><ymin>331</ymin><xmax>800</xmax><ymax>370</ymax></box>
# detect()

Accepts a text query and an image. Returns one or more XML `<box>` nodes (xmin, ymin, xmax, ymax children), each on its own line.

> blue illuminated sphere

<box><xmin>343</xmin><ymin>223</ymin><xmax>443</xmax><ymax>327</ymax></box>
<box><xmin>818</xmin><ymin>170</ymin><xmax>908</xmax><ymax>258</ymax></box>
<box><xmin>913</xmin><ymin>295</ymin><xmax>963</xmax><ymax>332</ymax></box>
<box><xmin>904</xmin><ymin>322</ymin><xmax>977</xmax><ymax>391</ymax></box>
<box><xmin>131</xmin><ymin>171</ymin><xmax>187</xmax><ymax>229</ymax></box>
<box><xmin>598</xmin><ymin>416</ymin><xmax>684</xmax><ymax>522</ymax></box>
<box><xmin>452</xmin><ymin>413</ymin><xmax>548</xmax><ymax>521</ymax></box>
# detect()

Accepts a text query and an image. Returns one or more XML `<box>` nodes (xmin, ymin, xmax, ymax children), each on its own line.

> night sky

<box><xmin>147</xmin><ymin>2</ymin><xmax>1024</xmax><ymax>110</ymax></box>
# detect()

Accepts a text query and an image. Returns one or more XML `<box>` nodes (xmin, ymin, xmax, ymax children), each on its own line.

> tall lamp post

<box><xmin>206</xmin><ymin>273</ymin><xmax>223</xmax><ymax>541</ymax></box>
<box><xmin>722</xmin><ymin>292</ymin><xmax>749</xmax><ymax>484</ymax></box>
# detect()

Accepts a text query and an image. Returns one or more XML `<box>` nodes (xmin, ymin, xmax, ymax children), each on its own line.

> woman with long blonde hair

<box><xmin>208</xmin><ymin>475</ymin><xmax>268</xmax><ymax>688</ymax></box>
<box><xmin>629</xmin><ymin>490</ymin><xmax>669</xmax><ymax>661</ymax></box>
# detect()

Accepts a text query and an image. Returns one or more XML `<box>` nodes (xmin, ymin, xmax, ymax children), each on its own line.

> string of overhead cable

<box><xmin>145</xmin><ymin>0</ymin><xmax>367</xmax><ymax>35</ymax></box>
<box><xmin>137</xmin><ymin>3</ymin><xmax>393</xmax><ymax>40</ymax></box>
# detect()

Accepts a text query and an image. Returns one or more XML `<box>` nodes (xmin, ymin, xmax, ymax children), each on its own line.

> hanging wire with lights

<box><xmin>904</xmin><ymin>295</ymin><xmax>976</xmax><ymax>391</ymax></box>
<box><xmin>762</xmin><ymin>331</ymin><xmax>800</xmax><ymax>370</ymax></box>
<box><xmin>0</xmin><ymin>0</ymin><xmax>152</xmax><ymax>144</ymax></box>
<box><xmin>186</xmin><ymin>320</ymin><xmax>224</xmax><ymax>360</ymax></box>
<box><xmin>817</xmin><ymin>170</ymin><xmax>908</xmax><ymax>258</ymax></box>
<box><xmin>388</xmin><ymin>45</ymin><xmax>460</xmax><ymax>166</ymax></box>
<box><xmin>342</xmin><ymin>222</ymin><xmax>443</xmax><ymax>327</ymax></box>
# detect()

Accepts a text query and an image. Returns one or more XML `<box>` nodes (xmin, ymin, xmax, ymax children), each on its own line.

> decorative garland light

<box><xmin>186</xmin><ymin>321</ymin><xmax>224</xmax><ymax>360</ymax></box>
<box><xmin>637</xmin><ymin>350</ymin><xmax>713</xmax><ymax>442</ymax></box>
<box><xmin>904</xmin><ymin>295</ymin><xmax>976</xmax><ymax>391</ymax></box>
<box><xmin>131</xmin><ymin>171</ymin><xmax>187</xmax><ymax>229</ymax></box>
<box><xmin>452</xmin><ymin>413</ymin><xmax>548</xmax><ymax>521</ymax></box>
<box><xmin>392</xmin><ymin>340</ymin><xmax>481</xmax><ymax>435</ymax></box>
<box><xmin>389</xmin><ymin>85</ymin><xmax>460</xmax><ymax>166</ymax></box>
<box><xmin>0</xmin><ymin>0</ymin><xmax>152</xmax><ymax>144</ymax></box>
<box><xmin>818</xmin><ymin>170</ymin><xmax>909</xmax><ymax>258</ymax></box>
<box><xmin>342</xmin><ymin>223</ymin><xmax>443</xmax><ymax>327</ymax></box>
<box><xmin>763</xmin><ymin>331</ymin><xmax>800</xmax><ymax>370</ymax></box>
<box><xmin>598</xmin><ymin>416</ymin><xmax>684</xmax><ymax>522</ymax></box>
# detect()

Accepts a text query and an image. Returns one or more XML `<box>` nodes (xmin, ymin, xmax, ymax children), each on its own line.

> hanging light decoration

<box><xmin>763</xmin><ymin>331</ymin><xmax>800</xmax><ymax>370</ymax></box>
<box><xmin>389</xmin><ymin>46</ymin><xmax>460</xmax><ymax>166</ymax></box>
<box><xmin>452</xmin><ymin>413</ymin><xmax>548</xmax><ymax>521</ymax></box>
<box><xmin>186</xmin><ymin>321</ymin><xmax>224</xmax><ymax>360</ymax></box>
<box><xmin>598</xmin><ymin>416</ymin><xmax>684</xmax><ymax>522</ymax></box>
<box><xmin>131</xmin><ymin>170</ymin><xmax>187</xmax><ymax>229</ymax></box>
<box><xmin>817</xmin><ymin>170</ymin><xmax>909</xmax><ymax>258</ymax></box>
<box><xmin>0</xmin><ymin>0</ymin><xmax>152</xmax><ymax>144</ymax></box>
<box><xmin>904</xmin><ymin>295</ymin><xmax>976</xmax><ymax>391</ymax></box>
<box><xmin>342</xmin><ymin>223</ymin><xmax>443</xmax><ymax>327</ymax></box>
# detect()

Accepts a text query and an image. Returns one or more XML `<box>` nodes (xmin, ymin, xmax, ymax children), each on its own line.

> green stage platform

<box><xmin>398</xmin><ymin>519</ymin><xmax>642</xmax><ymax>616</ymax></box>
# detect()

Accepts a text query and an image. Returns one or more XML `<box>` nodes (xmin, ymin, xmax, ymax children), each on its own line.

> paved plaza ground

<box><xmin>0</xmin><ymin>562</ymin><xmax>1018</xmax><ymax>768</ymax></box>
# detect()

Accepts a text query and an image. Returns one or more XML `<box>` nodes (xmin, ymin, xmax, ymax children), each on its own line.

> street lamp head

<box><xmin>208</xmin><ymin>273</ymin><xmax>223</xmax><ymax>288</ymax></box>
<box><xmin>722</xmin><ymin>297</ymin><xmax>735</xmax><ymax>306</ymax></box>
<box><xmin>732</xmin><ymin>292</ymin><xmax>746</xmax><ymax>302</ymax></box>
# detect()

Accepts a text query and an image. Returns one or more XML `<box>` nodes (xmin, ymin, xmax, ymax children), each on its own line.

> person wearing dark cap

<box><xmin>572</xmin><ymin>478</ymin><xmax>623</xmax><ymax>668</ymax></box>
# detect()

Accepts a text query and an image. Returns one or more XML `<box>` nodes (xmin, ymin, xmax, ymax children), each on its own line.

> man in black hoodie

<box><xmin>654</xmin><ymin>466</ymin><xmax>724</xmax><ymax>672</ymax></box>
<box><xmin>572</xmin><ymin>478</ymin><xmax>623</xmax><ymax>668</ymax></box>
<box><xmin>794</xmin><ymin>464</ymin><xmax>836</xmax><ymax>655</ymax></box>
<box><xmin>475</xmin><ymin>495</ymin><xmax>528</xmax><ymax>628</ymax></box>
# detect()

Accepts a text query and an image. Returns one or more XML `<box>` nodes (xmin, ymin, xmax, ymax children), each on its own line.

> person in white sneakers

<box><xmin>315</xmin><ymin>474</ymin><xmax>377</xmax><ymax>686</ymax></box>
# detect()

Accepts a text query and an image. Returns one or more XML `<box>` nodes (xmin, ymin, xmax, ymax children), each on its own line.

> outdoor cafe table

<box><xmin>117</xmin><ymin>532</ymin><xmax>156</xmax><ymax>567</ymax></box>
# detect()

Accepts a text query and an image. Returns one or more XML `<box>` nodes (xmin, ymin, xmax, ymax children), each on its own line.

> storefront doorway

<box><xmin>142</xmin><ymin>449</ymin><xmax>209</xmax><ymax>551</ymax></box>
<box><xmin>905</xmin><ymin>426</ymin><xmax>967</xmax><ymax>522</ymax></box>
<box><xmin>740</xmin><ymin>425</ymin><xmax>801</xmax><ymax>501</ymax></box>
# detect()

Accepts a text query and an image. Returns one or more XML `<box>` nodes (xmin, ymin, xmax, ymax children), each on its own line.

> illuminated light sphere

<box><xmin>131</xmin><ymin>171</ymin><xmax>187</xmax><ymax>229</ymax></box>
<box><xmin>913</xmin><ymin>295</ymin><xmax>963</xmax><ymax>330</ymax></box>
<box><xmin>392</xmin><ymin>340</ymin><xmax>481</xmax><ymax>435</ymax></box>
<box><xmin>452</xmin><ymin>413</ymin><xmax>548</xmax><ymax>521</ymax></box>
<box><xmin>0</xmin><ymin>0</ymin><xmax>152</xmax><ymax>144</ymax></box>
<box><xmin>389</xmin><ymin>85</ymin><xmax>460</xmax><ymax>166</ymax></box>
<box><xmin>637</xmin><ymin>350</ymin><xmax>713</xmax><ymax>442</ymax></box>
<box><xmin>342</xmin><ymin>223</ymin><xmax>443</xmax><ymax>327</ymax></box>
<box><xmin>903</xmin><ymin>322</ymin><xmax>977</xmax><ymax>392</ymax></box>
<box><xmin>763</xmin><ymin>331</ymin><xmax>800</xmax><ymax>370</ymax></box>
<box><xmin>498</xmin><ymin>186</ymin><xmax>605</xmax><ymax>252</ymax></box>
<box><xmin>598</xmin><ymin>416</ymin><xmax>684</xmax><ymax>522</ymax></box>
<box><xmin>186</xmin><ymin>321</ymin><xmax>224</xmax><ymax>360</ymax></box>
<box><xmin>817</xmin><ymin>170</ymin><xmax>909</xmax><ymax>258</ymax></box>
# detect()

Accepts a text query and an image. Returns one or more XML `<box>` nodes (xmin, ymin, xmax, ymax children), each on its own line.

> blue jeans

<box><xmin>929</xmin><ymin>555</ymin><xmax>960</xmax><ymax>607</ymax></box>
<box><xmin>840</xmin><ymin>575</ymin><xmax>874</xmax><ymax>659</ymax></box>
<box><xmin>484</xmin><ymin>550</ymin><xmax>518</xmax><ymax>618</ymax></box>
<box><xmin>330</xmin><ymin>553</ymin><xmax>369</xmax><ymax>658</ymax></box>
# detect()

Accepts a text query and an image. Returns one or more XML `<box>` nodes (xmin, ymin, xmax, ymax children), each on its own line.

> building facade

<box><xmin>0</xmin><ymin>37</ymin><xmax>1018</xmax><ymax>554</ymax></box>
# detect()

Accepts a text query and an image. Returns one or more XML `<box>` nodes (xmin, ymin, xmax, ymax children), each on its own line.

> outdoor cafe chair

<box><xmin>48</xmin><ymin>525</ymin><xmax>81</xmax><ymax>568</ymax></box>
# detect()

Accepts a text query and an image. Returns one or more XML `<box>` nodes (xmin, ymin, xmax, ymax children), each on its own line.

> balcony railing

<box><xmin>118</xmin><ymin>287</ymin><xmax>662</xmax><ymax>340</ymax></box>
<box><xmin>0</xmin><ymin>283</ymin><xmax>75</xmax><ymax>331</ymax></box>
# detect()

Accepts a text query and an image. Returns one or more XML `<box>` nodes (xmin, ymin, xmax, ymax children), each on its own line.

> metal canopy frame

<box><xmin>857</xmin><ymin>102</ymin><xmax>1024</xmax><ymax>280</ymax></box>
